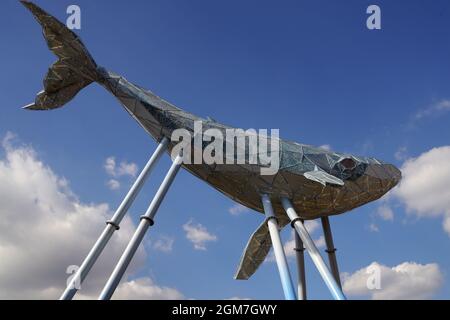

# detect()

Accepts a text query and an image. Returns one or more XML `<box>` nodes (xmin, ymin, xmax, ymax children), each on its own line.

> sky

<box><xmin>0</xmin><ymin>0</ymin><xmax>450</xmax><ymax>300</ymax></box>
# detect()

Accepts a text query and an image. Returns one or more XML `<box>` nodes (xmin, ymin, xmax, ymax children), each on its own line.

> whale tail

<box><xmin>21</xmin><ymin>1</ymin><xmax>100</xmax><ymax>110</ymax></box>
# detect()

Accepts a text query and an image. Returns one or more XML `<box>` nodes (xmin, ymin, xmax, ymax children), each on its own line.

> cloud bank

<box><xmin>394</xmin><ymin>146</ymin><xmax>450</xmax><ymax>235</ymax></box>
<box><xmin>0</xmin><ymin>133</ymin><xmax>181</xmax><ymax>299</ymax></box>
<box><xmin>342</xmin><ymin>262</ymin><xmax>443</xmax><ymax>300</ymax></box>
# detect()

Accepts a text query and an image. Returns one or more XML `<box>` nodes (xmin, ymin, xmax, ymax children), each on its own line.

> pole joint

<box><xmin>290</xmin><ymin>217</ymin><xmax>303</xmax><ymax>228</ymax></box>
<box><xmin>106</xmin><ymin>220</ymin><xmax>120</xmax><ymax>231</ymax></box>
<box><xmin>140</xmin><ymin>215</ymin><xmax>155</xmax><ymax>226</ymax></box>
<box><xmin>266</xmin><ymin>215</ymin><xmax>278</xmax><ymax>223</ymax></box>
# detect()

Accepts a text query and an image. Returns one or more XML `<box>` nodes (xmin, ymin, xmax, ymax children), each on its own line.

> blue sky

<box><xmin>1</xmin><ymin>0</ymin><xmax>450</xmax><ymax>299</ymax></box>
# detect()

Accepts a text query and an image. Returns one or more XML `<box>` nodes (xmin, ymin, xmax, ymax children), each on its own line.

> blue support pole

<box><xmin>294</xmin><ymin>230</ymin><xmax>307</xmax><ymax>300</ymax></box>
<box><xmin>321</xmin><ymin>216</ymin><xmax>342</xmax><ymax>288</ymax></box>
<box><xmin>98</xmin><ymin>154</ymin><xmax>183</xmax><ymax>300</ymax></box>
<box><xmin>60</xmin><ymin>137</ymin><xmax>169</xmax><ymax>300</ymax></box>
<box><xmin>281</xmin><ymin>197</ymin><xmax>346</xmax><ymax>300</ymax></box>
<box><xmin>261</xmin><ymin>194</ymin><xmax>297</xmax><ymax>300</ymax></box>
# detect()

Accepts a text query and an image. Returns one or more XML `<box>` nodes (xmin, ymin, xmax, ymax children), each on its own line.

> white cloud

<box><xmin>394</xmin><ymin>146</ymin><xmax>408</xmax><ymax>161</ymax></box>
<box><xmin>369</xmin><ymin>223</ymin><xmax>379</xmax><ymax>232</ymax></box>
<box><xmin>314</xmin><ymin>235</ymin><xmax>326</xmax><ymax>248</ymax></box>
<box><xmin>183</xmin><ymin>220</ymin><xmax>217</xmax><ymax>251</ymax></box>
<box><xmin>361</xmin><ymin>140</ymin><xmax>374</xmax><ymax>154</ymax></box>
<box><xmin>104</xmin><ymin>157</ymin><xmax>138</xmax><ymax>192</ymax></box>
<box><xmin>104</xmin><ymin>157</ymin><xmax>117</xmax><ymax>177</ymax></box>
<box><xmin>395</xmin><ymin>146</ymin><xmax>450</xmax><ymax>216</ymax></box>
<box><xmin>342</xmin><ymin>262</ymin><xmax>443</xmax><ymax>300</ymax></box>
<box><xmin>107</xmin><ymin>179</ymin><xmax>121</xmax><ymax>191</ymax></box>
<box><xmin>104</xmin><ymin>156</ymin><xmax>138</xmax><ymax>178</ymax></box>
<box><xmin>225</xmin><ymin>296</ymin><xmax>252</xmax><ymax>300</ymax></box>
<box><xmin>413</xmin><ymin>99</ymin><xmax>450</xmax><ymax>122</ymax></box>
<box><xmin>152</xmin><ymin>236</ymin><xmax>174</xmax><ymax>253</ymax></box>
<box><xmin>394</xmin><ymin>146</ymin><xmax>450</xmax><ymax>235</ymax></box>
<box><xmin>228</xmin><ymin>204</ymin><xmax>249</xmax><ymax>216</ymax></box>
<box><xmin>282</xmin><ymin>236</ymin><xmax>296</xmax><ymax>258</ymax></box>
<box><xmin>444</xmin><ymin>215</ymin><xmax>450</xmax><ymax>235</ymax></box>
<box><xmin>113</xmin><ymin>277</ymin><xmax>184</xmax><ymax>300</ymax></box>
<box><xmin>118</xmin><ymin>162</ymin><xmax>138</xmax><ymax>178</ymax></box>
<box><xmin>376</xmin><ymin>204</ymin><xmax>394</xmax><ymax>221</ymax></box>
<box><xmin>319</xmin><ymin>144</ymin><xmax>332</xmax><ymax>151</ymax></box>
<box><xmin>304</xmin><ymin>219</ymin><xmax>320</xmax><ymax>234</ymax></box>
<box><xmin>0</xmin><ymin>133</ymin><xmax>181</xmax><ymax>299</ymax></box>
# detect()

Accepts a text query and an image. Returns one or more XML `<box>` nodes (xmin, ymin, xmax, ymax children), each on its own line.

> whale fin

<box><xmin>304</xmin><ymin>166</ymin><xmax>344</xmax><ymax>186</ymax></box>
<box><xmin>234</xmin><ymin>215</ymin><xmax>290</xmax><ymax>280</ymax></box>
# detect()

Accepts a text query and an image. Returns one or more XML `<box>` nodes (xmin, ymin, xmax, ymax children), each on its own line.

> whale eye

<box><xmin>340</xmin><ymin>158</ymin><xmax>356</xmax><ymax>170</ymax></box>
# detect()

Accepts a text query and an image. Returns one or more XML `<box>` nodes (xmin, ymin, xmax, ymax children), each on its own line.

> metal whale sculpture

<box><xmin>21</xmin><ymin>1</ymin><xmax>401</xmax><ymax>280</ymax></box>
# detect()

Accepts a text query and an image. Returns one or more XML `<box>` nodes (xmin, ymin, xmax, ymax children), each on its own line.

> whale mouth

<box><xmin>389</xmin><ymin>164</ymin><xmax>402</xmax><ymax>186</ymax></box>
<box><xmin>364</xmin><ymin>163</ymin><xmax>402</xmax><ymax>195</ymax></box>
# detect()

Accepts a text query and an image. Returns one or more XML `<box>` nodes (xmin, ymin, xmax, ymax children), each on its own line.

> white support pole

<box><xmin>261</xmin><ymin>194</ymin><xmax>296</xmax><ymax>300</ymax></box>
<box><xmin>60</xmin><ymin>137</ymin><xmax>170</xmax><ymax>300</ymax></box>
<box><xmin>281</xmin><ymin>198</ymin><xmax>346</xmax><ymax>301</ymax></box>
<box><xmin>98</xmin><ymin>155</ymin><xmax>183</xmax><ymax>300</ymax></box>
<box><xmin>294</xmin><ymin>230</ymin><xmax>307</xmax><ymax>300</ymax></box>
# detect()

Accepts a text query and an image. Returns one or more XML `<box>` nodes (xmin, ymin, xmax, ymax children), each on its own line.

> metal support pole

<box><xmin>281</xmin><ymin>198</ymin><xmax>346</xmax><ymax>300</ymax></box>
<box><xmin>261</xmin><ymin>194</ymin><xmax>296</xmax><ymax>300</ymax></box>
<box><xmin>294</xmin><ymin>229</ymin><xmax>307</xmax><ymax>300</ymax></box>
<box><xmin>321</xmin><ymin>216</ymin><xmax>342</xmax><ymax>289</ymax></box>
<box><xmin>98</xmin><ymin>155</ymin><xmax>183</xmax><ymax>300</ymax></box>
<box><xmin>60</xmin><ymin>137</ymin><xmax>170</xmax><ymax>300</ymax></box>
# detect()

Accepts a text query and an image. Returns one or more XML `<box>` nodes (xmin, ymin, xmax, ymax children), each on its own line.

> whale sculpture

<box><xmin>21</xmin><ymin>1</ymin><xmax>401</xmax><ymax>286</ymax></box>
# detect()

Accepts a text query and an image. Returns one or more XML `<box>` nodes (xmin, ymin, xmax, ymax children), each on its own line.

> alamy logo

<box><xmin>366</xmin><ymin>264</ymin><xmax>381</xmax><ymax>290</ymax></box>
<box><xmin>170</xmin><ymin>121</ymin><xmax>280</xmax><ymax>176</ymax></box>
<box><xmin>366</xmin><ymin>5</ymin><xmax>381</xmax><ymax>30</ymax></box>
<box><xmin>66</xmin><ymin>5</ymin><xmax>81</xmax><ymax>30</ymax></box>
<box><xmin>66</xmin><ymin>265</ymin><xmax>81</xmax><ymax>290</ymax></box>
